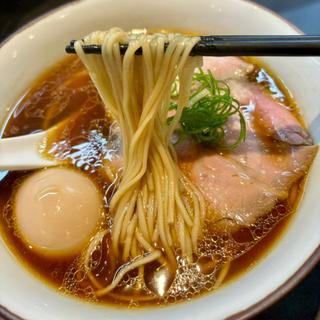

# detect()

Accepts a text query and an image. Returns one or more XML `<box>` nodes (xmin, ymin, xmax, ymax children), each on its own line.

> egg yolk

<box><xmin>14</xmin><ymin>167</ymin><xmax>102</xmax><ymax>256</ymax></box>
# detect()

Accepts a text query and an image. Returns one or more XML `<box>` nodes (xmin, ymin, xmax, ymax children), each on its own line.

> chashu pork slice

<box><xmin>227</xmin><ymin>79</ymin><xmax>313</xmax><ymax>145</ymax></box>
<box><xmin>188</xmin><ymin>79</ymin><xmax>318</xmax><ymax>226</ymax></box>
<box><xmin>189</xmin><ymin>124</ymin><xmax>317</xmax><ymax>226</ymax></box>
<box><xmin>222</xmin><ymin>115</ymin><xmax>318</xmax><ymax>198</ymax></box>
<box><xmin>190</xmin><ymin>153</ymin><xmax>279</xmax><ymax>226</ymax></box>
<box><xmin>202</xmin><ymin>57</ymin><xmax>254</xmax><ymax>80</ymax></box>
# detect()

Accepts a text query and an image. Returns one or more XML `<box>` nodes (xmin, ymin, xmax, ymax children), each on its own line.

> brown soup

<box><xmin>0</xmin><ymin>55</ymin><xmax>305</xmax><ymax>307</ymax></box>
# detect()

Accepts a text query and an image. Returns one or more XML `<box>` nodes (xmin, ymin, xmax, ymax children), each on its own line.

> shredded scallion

<box><xmin>170</xmin><ymin>68</ymin><xmax>246</xmax><ymax>149</ymax></box>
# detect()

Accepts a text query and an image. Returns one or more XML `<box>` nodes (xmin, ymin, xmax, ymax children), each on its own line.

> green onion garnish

<box><xmin>170</xmin><ymin>68</ymin><xmax>246</xmax><ymax>149</ymax></box>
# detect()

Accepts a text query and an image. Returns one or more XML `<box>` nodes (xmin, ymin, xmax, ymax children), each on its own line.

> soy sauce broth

<box><xmin>0</xmin><ymin>55</ymin><xmax>305</xmax><ymax>307</ymax></box>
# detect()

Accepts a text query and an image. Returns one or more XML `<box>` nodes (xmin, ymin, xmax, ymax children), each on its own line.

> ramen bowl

<box><xmin>0</xmin><ymin>0</ymin><xmax>319</xmax><ymax>319</ymax></box>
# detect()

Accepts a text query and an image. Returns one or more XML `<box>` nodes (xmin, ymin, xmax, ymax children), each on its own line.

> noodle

<box><xmin>75</xmin><ymin>28</ymin><xmax>206</xmax><ymax>296</ymax></box>
<box><xmin>95</xmin><ymin>251</ymin><xmax>162</xmax><ymax>296</ymax></box>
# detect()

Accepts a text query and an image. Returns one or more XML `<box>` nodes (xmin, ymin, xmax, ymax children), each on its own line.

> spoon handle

<box><xmin>0</xmin><ymin>131</ymin><xmax>57</xmax><ymax>171</ymax></box>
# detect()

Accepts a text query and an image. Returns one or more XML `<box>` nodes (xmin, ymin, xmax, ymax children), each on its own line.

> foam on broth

<box><xmin>0</xmin><ymin>55</ymin><xmax>305</xmax><ymax>307</ymax></box>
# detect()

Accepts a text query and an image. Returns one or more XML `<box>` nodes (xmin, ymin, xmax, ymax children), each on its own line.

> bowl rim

<box><xmin>0</xmin><ymin>0</ymin><xmax>319</xmax><ymax>319</ymax></box>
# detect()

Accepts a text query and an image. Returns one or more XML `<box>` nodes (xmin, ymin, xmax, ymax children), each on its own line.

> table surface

<box><xmin>0</xmin><ymin>1</ymin><xmax>319</xmax><ymax>319</ymax></box>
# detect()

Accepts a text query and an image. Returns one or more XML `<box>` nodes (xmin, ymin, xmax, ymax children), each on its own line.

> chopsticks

<box><xmin>65</xmin><ymin>35</ymin><xmax>320</xmax><ymax>56</ymax></box>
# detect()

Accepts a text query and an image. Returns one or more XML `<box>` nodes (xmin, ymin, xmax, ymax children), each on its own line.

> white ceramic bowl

<box><xmin>0</xmin><ymin>0</ymin><xmax>319</xmax><ymax>319</ymax></box>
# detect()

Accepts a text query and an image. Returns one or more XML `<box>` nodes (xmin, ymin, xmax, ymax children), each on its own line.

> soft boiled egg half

<box><xmin>14</xmin><ymin>167</ymin><xmax>102</xmax><ymax>257</ymax></box>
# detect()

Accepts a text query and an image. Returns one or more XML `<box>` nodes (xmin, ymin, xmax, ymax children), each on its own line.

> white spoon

<box><xmin>0</xmin><ymin>130</ymin><xmax>58</xmax><ymax>170</ymax></box>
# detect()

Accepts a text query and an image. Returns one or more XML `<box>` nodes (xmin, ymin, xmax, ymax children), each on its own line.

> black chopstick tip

<box><xmin>65</xmin><ymin>45</ymin><xmax>76</xmax><ymax>53</ymax></box>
